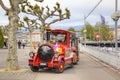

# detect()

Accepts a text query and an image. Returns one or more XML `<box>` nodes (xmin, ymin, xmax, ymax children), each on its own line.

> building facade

<box><xmin>16</xmin><ymin>31</ymin><xmax>41</xmax><ymax>47</ymax></box>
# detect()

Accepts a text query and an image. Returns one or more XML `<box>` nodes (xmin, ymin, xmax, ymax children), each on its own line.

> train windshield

<box><xmin>50</xmin><ymin>32</ymin><xmax>66</xmax><ymax>44</ymax></box>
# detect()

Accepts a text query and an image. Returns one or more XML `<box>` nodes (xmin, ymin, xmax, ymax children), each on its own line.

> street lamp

<box><xmin>111</xmin><ymin>11</ymin><xmax>120</xmax><ymax>50</ymax></box>
<box><xmin>83</xmin><ymin>28</ymin><xmax>87</xmax><ymax>46</ymax></box>
<box><xmin>84</xmin><ymin>16</ymin><xmax>87</xmax><ymax>46</ymax></box>
<box><xmin>111</xmin><ymin>0</ymin><xmax>120</xmax><ymax>50</ymax></box>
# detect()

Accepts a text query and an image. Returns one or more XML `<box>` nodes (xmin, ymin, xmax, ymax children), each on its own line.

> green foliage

<box><xmin>20</xmin><ymin>16</ymin><xmax>38</xmax><ymax>33</ymax></box>
<box><xmin>68</xmin><ymin>27</ymin><xmax>75</xmax><ymax>32</ymax></box>
<box><xmin>80</xmin><ymin>22</ymin><xmax>95</xmax><ymax>40</ymax></box>
<box><xmin>86</xmin><ymin>23</ymin><xmax>95</xmax><ymax>40</ymax></box>
<box><xmin>0</xmin><ymin>27</ymin><xmax>4</xmax><ymax>48</ymax></box>
<box><xmin>80</xmin><ymin>22</ymin><xmax>112</xmax><ymax>41</ymax></box>
<box><xmin>95</xmin><ymin>22</ymin><xmax>111</xmax><ymax>41</ymax></box>
<box><xmin>65</xmin><ymin>8</ymin><xmax>70</xmax><ymax>19</ymax></box>
<box><xmin>56</xmin><ymin>2</ymin><xmax>60</xmax><ymax>8</ymax></box>
<box><xmin>23</xmin><ymin>16</ymin><xmax>29</xmax><ymax>21</ymax></box>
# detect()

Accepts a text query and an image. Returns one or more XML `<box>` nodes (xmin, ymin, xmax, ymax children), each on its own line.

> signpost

<box><xmin>95</xmin><ymin>33</ymin><xmax>100</xmax><ymax>39</ymax></box>
<box><xmin>95</xmin><ymin>33</ymin><xmax>100</xmax><ymax>47</ymax></box>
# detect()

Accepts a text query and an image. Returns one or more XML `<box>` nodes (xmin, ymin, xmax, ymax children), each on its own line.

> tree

<box><xmin>19</xmin><ymin>16</ymin><xmax>38</xmax><ymax>50</ymax></box>
<box><xmin>0</xmin><ymin>26</ymin><xmax>4</xmax><ymax>48</ymax></box>
<box><xmin>0</xmin><ymin>0</ymin><xmax>43</xmax><ymax>71</ymax></box>
<box><xmin>95</xmin><ymin>22</ymin><xmax>111</xmax><ymax>41</ymax></box>
<box><xmin>80</xmin><ymin>22</ymin><xmax>95</xmax><ymax>40</ymax></box>
<box><xmin>20</xmin><ymin>2</ymin><xmax>70</xmax><ymax>43</ymax></box>
<box><xmin>68</xmin><ymin>27</ymin><xmax>75</xmax><ymax>32</ymax></box>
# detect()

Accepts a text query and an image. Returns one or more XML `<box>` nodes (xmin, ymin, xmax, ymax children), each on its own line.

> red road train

<box><xmin>28</xmin><ymin>29</ymin><xmax>79</xmax><ymax>73</ymax></box>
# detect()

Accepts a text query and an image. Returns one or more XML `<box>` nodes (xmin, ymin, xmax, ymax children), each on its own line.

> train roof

<box><xmin>51</xmin><ymin>29</ymin><xmax>75</xmax><ymax>34</ymax></box>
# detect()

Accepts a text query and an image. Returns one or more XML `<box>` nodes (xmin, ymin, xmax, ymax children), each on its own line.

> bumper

<box><xmin>28</xmin><ymin>59</ymin><xmax>33</xmax><ymax>66</ymax></box>
<box><xmin>28</xmin><ymin>59</ymin><xmax>60</xmax><ymax>68</ymax></box>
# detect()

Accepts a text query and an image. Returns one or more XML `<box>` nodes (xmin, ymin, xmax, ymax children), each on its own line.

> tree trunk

<box><xmin>40</xmin><ymin>31</ymin><xmax>44</xmax><ymax>43</ymax></box>
<box><xmin>40</xmin><ymin>27</ymin><xmax>45</xmax><ymax>43</ymax></box>
<box><xmin>6</xmin><ymin>10</ymin><xmax>19</xmax><ymax>71</ymax></box>
<box><xmin>29</xmin><ymin>32</ymin><xmax>33</xmax><ymax>50</ymax></box>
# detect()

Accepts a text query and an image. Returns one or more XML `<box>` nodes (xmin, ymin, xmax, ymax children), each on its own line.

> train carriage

<box><xmin>28</xmin><ymin>29</ymin><xmax>79</xmax><ymax>73</ymax></box>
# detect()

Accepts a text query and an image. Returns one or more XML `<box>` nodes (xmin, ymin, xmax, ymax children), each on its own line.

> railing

<box><xmin>79</xmin><ymin>44</ymin><xmax>120</xmax><ymax>70</ymax></box>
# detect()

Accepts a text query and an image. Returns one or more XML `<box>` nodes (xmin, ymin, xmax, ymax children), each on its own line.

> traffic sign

<box><xmin>95</xmin><ymin>33</ymin><xmax>100</xmax><ymax>39</ymax></box>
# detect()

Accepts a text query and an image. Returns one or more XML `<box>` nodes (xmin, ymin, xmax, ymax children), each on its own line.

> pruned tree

<box><xmin>20</xmin><ymin>2</ymin><xmax>70</xmax><ymax>43</ymax></box>
<box><xmin>68</xmin><ymin>27</ymin><xmax>75</xmax><ymax>32</ymax></box>
<box><xmin>19</xmin><ymin>16</ymin><xmax>38</xmax><ymax>50</ymax></box>
<box><xmin>95</xmin><ymin>22</ymin><xmax>111</xmax><ymax>41</ymax></box>
<box><xmin>0</xmin><ymin>0</ymin><xmax>43</xmax><ymax>71</ymax></box>
<box><xmin>81</xmin><ymin>22</ymin><xmax>95</xmax><ymax>40</ymax></box>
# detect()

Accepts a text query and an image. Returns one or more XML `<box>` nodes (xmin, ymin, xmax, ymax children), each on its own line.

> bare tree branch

<box><xmin>9</xmin><ymin>0</ymin><xmax>13</xmax><ymax>8</ymax></box>
<box><xmin>35</xmin><ymin>0</ymin><xmax>43</xmax><ymax>2</ymax></box>
<box><xmin>46</xmin><ymin>17</ymin><xmax>68</xmax><ymax>26</ymax></box>
<box><xmin>44</xmin><ymin>9</ymin><xmax>57</xmax><ymax>20</ymax></box>
<box><xmin>0</xmin><ymin>0</ymin><xmax>9</xmax><ymax>11</ymax></box>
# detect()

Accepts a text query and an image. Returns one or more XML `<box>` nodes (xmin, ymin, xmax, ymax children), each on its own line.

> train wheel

<box><xmin>69</xmin><ymin>62</ymin><xmax>73</xmax><ymax>68</ymax></box>
<box><xmin>56</xmin><ymin>61</ymin><xmax>64</xmax><ymax>73</ymax></box>
<box><xmin>73</xmin><ymin>58</ymin><xmax>78</xmax><ymax>65</ymax></box>
<box><xmin>30</xmin><ymin>66</ymin><xmax>39</xmax><ymax>72</ymax></box>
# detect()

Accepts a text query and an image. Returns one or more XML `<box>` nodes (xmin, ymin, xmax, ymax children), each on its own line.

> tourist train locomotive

<box><xmin>28</xmin><ymin>29</ymin><xmax>79</xmax><ymax>73</ymax></box>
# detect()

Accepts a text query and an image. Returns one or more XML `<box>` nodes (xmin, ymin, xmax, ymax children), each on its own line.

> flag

<box><xmin>100</xmin><ymin>15</ymin><xmax>105</xmax><ymax>25</ymax></box>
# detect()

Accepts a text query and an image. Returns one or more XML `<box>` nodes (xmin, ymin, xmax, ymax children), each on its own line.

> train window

<box><xmin>50</xmin><ymin>32</ymin><xmax>66</xmax><ymax>44</ymax></box>
<box><xmin>70</xmin><ymin>34</ymin><xmax>75</xmax><ymax>47</ymax></box>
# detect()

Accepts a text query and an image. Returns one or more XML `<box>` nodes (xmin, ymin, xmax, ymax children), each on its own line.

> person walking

<box><xmin>18</xmin><ymin>40</ymin><xmax>21</xmax><ymax>49</ymax></box>
<box><xmin>22</xmin><ymin>42</ymin><xmax>25</xmax><ymax>49</ymax></box>
<box><xmin>4</xmin><ymin>40</ymin><xmax>8</xmax><ymax>48</ymax></box>
<box><xmin>4</xmin><ymin>41</ymin><xmax>7</xmax><ymax>48</ymax></box>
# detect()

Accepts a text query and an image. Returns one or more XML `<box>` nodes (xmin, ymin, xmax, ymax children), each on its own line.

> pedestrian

<box><xmin>6</xmin><ymin>40</ymin><xmax>8</xmax><ymax>48</ymax></box>
<box><xmin>22</xmin><ymin>42</ymin><xmax>25</xmax><ymax>49</ymax></box>
<box><xmin>4</xmin><ymin>40</ymin><xmax>8</xmax><ymax>48</ymax></box>
<box><xmin>4</xmin><ymin>41</ymin><xmax>7</xmax><ymax>48</ymax></box>
<box><xmin>18</xmin><ymin>40</ymin><xmax>21</xmax><ymax>49</ymax></box>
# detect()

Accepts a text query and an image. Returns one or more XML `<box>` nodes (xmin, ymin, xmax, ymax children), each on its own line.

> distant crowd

<box><xmin>18</xmin><ymin>40</ymin><xmax>26</xmax><ymax>49</ymax></box>
<box><xmin>4</xmin><ymin>40</ymin><xmax>26</xmax><ymax>49</ymax></box>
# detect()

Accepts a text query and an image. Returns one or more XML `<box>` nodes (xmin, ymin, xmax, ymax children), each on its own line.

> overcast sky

<box><xmin>0</xmin><ymin>0</ymin><xmax>120</xmax><ymax>29</ymax></box>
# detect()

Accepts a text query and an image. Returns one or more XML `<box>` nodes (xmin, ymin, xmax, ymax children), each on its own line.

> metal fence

<box><xmin>79</xmin><ymin>44</ymin><xmax>120</xmax><ymax>70</ymax></box>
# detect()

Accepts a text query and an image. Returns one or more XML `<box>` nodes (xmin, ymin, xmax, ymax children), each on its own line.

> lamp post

<box><xmin>115</xmin><ymin>0</ymin><xmax>118</xmax><ymax>50</ymax></box>
<box><xmin>84</xmin><ymin>16</ymin><xmax>87</xmax><ymax>47</ymax></box>
<box><xmin>111</xmin><ymin>0</ymin><xmax>119</xmax><ymax>50</ymax></box>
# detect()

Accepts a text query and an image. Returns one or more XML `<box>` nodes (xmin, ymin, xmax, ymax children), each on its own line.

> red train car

<box><xmin>28</xmin><ymin>29</ymin><xmax>79</xmax><ymax>73</ymax></box>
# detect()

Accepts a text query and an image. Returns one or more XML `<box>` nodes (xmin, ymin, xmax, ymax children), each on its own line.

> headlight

<box><xmin>29</xmin><ymin>51</ymin><xmax>34</xmax><ymax>57</ymax></box>
<box><xmin>54</xmin><ymin>53</ymin><xmax>59</xmax><ymax>58</ymax></box>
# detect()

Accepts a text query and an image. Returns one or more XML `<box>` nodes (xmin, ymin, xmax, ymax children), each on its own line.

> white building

<box><xmin>31</xmin><ymin>32</ymin><xmax>41</xmax><ymax>43</ymax></box>
<box><xmin>16</xmin><ymin>31</ymin><xmax>41</xmax><ymax>47</ymax></box>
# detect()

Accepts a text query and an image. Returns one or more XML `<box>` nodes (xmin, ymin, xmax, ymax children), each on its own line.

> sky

<box><xmin>0</xmin><ymin>0</ymin><xmax>120</xmax><ymax>29</ymax></box>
